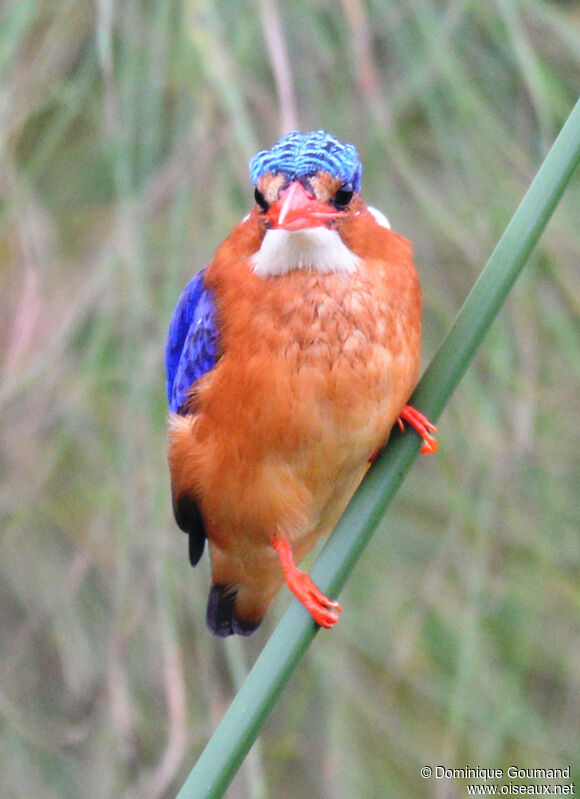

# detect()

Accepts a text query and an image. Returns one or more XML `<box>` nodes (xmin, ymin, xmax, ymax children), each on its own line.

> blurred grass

<box><xmin>0</xmin><ymin>1</ymin><xmax>579</xmax><ymax>798</ymax></box>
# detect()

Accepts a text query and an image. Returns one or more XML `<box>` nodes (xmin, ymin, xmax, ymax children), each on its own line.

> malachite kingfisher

<box><xmin>165</xmin><ymin>130</ymin><xmax>437</xmax><ymax>637</ymax></box>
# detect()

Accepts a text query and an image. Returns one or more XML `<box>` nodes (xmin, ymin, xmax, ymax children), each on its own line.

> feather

<box><xmin>165</xmin><ymin>269</ymin><xmax>219</xmax><ymax>415</ymax></box>
<box><xmin>249</xmin><ymin>130</ymin><xmax>362</xmax><ymax>192</ymax></box>
<box><xmin>206</xmin><ymin>584</ymin><xmax>261</xmax><ymax>637</ymax></box>
<box><xmin>165</xmin><ymin>271</ymin><xmax>220</xmax><ymax>566</ymax></box>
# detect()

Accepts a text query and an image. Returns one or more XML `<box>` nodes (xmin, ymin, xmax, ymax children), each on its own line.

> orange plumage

<box><xmin>166</xmin><ymin>131</ymin><xmax>436</xmax><ymax>635</ymax></box>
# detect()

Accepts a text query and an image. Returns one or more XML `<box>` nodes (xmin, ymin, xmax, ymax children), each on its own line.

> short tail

<box><xmin>206</xmin><ymin>584</ymin><xmax>263</xmax><ymax>637</ymax></box>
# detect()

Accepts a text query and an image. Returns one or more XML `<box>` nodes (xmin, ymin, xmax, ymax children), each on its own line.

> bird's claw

<box><xmin>290</xmin><ymin>571</ymin><xmax>342</xmax><ymax>629</ymax></box>
<box><xmin>272</xmin><ymin>535</ymin><xmax>342</xmax><ymax>629</ymax></box>
<box><xmin>398</xmin><ymin>405</ymin><xmax>439</xmax><ymax>454</ymax></box>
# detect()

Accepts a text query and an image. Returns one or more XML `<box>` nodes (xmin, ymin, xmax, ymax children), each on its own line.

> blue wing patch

<box><xmin>165</xmin><ymin>269</ymin><xmax>219</xmax><ymax>415</ymax></box>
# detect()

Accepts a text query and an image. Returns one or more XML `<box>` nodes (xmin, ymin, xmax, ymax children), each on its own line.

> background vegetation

<box><xmin>1</xmin><ymin>1</ymin><xmax>579</xmax><ymax>797</ymax></box>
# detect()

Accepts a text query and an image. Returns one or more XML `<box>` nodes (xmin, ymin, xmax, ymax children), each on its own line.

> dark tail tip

<box><xmin>206</xmin><ymin>584</ymin><xmax>261</xmax><ymax>637</ymax></box>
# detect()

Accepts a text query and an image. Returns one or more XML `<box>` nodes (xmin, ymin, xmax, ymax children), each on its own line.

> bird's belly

<box><xmin>194</xmin><ymin>340</ymin><xmax>412</xmax><ymax>550</ymax></box>
<box><xmin>274</xmin><ymin>346</ymin><xmax>405</xmax><ymax>540</ymax></box>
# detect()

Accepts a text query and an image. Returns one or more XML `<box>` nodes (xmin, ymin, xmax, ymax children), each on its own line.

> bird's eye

<box><xmin>334</xmin><ymin>183</ymin><xmax>354</xmax><ymax>208</ymax></box>
<box><xmin>254</xmin><ymin>188</ymin><xmax>269</xmax><ymax>211</ymax></box>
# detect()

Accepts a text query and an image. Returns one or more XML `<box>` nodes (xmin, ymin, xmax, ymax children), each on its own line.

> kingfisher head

<box><xmin>249</xmin><ymin>130</ymin><xmax>362</xmax><ymax>232</ymax></box>
<box><xmin>248</xmin><ymin>131</ymin><xmax>376</xmax><ymax>277</ymax></box>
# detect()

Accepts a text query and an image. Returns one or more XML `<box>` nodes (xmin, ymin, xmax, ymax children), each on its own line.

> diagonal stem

<box><xmin>176</xmin><ymin>97</ymin><xmax>580</xmax><ymax>799</ymax></box>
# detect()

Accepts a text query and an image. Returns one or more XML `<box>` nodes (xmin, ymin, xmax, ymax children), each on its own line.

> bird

<box><xmin>165</xmin><ymin>130</ymin><xmax>437</xmax><ymax>637</ymax></box>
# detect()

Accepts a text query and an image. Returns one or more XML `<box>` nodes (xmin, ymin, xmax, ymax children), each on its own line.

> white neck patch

<box><xmin>251</xmin><ymin>227</ymin><xmax>360</xmax><ymax>278</ymax></box>
<box><xmin>367</xmin><ymin>206</ymin><xmax>390</xmax><ymax>229</ymax></box>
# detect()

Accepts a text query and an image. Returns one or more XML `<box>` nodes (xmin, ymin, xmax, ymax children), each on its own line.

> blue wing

<box><xmin>165</xmin><ymin>269</ymin><xmax>219</xmax><ymax>415</ymax></box>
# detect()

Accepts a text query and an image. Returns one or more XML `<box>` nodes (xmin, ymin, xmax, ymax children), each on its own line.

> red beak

<box><xmin>265</xmin><ymin>181</ymin><xmax>340</xmax><ymax>231</ymax></box>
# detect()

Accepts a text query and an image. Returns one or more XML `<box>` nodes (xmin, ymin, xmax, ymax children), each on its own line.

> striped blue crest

<box><xmin>249</xmin><ymin>130</ymin><xmax>362</xmax><ymax>192</ymax></box>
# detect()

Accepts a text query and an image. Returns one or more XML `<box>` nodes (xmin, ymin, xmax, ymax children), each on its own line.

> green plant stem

<box><xmin>176</xmin><ymin>97</ymin><xmax>580</xmax><ymax>799</ymax></box>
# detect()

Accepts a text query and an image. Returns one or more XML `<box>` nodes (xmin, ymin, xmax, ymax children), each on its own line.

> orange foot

<box><xmin>272</xmin><ymin>535</ymin><xmax>342</xmax><ymax>629</ymax></box>
<box><xmin>398</xmin><ymin>405</ymin><xmax>439</xmax><ymax>454</ymax></box>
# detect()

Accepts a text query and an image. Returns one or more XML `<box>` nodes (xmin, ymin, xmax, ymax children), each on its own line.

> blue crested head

<box><xmin>249</xmin><ymin>130</ymin><xmax>362</xmax><ymax>192</ymax></box>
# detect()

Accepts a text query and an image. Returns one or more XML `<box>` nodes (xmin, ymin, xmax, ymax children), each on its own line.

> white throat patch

<box><xmin>251</xmin><ymin>227</ymin><xmax>360</xmax><ymax>278</ymax></box>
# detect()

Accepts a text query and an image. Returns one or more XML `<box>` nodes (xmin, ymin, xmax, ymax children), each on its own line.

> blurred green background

<box><xmin>1</xmin><ymin>1</ymin><xmax>579</xmax><ymax>797</ymax></box>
